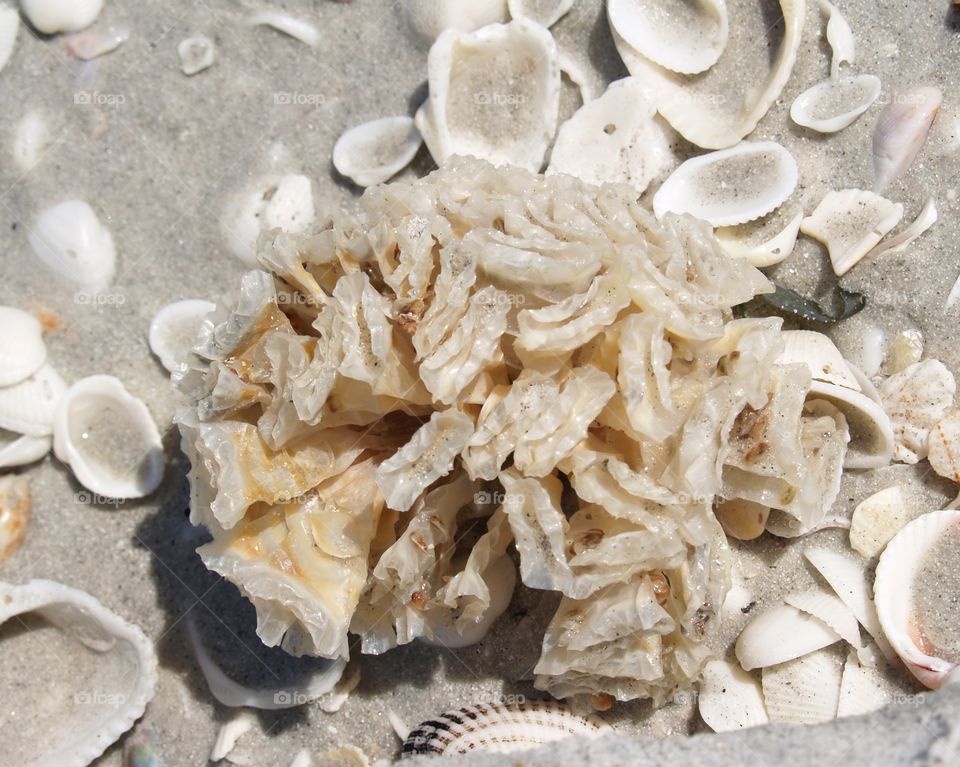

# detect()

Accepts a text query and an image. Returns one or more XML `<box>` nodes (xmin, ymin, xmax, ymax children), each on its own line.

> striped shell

<box><xmin>401</xmin><ymin>701</ymin><xmax>610</xmax><ymax>757</ymax></box>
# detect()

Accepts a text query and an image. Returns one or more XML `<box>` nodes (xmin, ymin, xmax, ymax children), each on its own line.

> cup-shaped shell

<box><xmin>148</xmin><ymin>299</ymin><xmax>216</xmax><ymax>374</ymax></box>
<box><xmin>20</xmin><ymin>0</ymin><xmax>103</xmax><ymax>34</ymax></box>
<box><xmin>332</xmin><ymin>116</ymin><xmax>423</xmax><ymax>188</ymax></box>
<box><xmin>28</xmin><ymin>200</ymin><xmax>116</xmax><ymax>294</ymax></box>
<box><xmin>508</xmin><ymin>0</ymin><xmax>574</xmax><ymax>28</ymax></box>
<box><xmin>790</xmin><ymin>75</ymin><xmax>881</xmax><ymax>134</ymax></box>
<box><xmin>0</xmin><ymin>306</ymin><xmax>46</xmax><ymax>386</ymax></box>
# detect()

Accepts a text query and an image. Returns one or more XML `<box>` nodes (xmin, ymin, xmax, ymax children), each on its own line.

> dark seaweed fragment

<box><xmin>753</xmin><ymin>282</ymin><xmax>866</xmax><ymax>323</ymax></box>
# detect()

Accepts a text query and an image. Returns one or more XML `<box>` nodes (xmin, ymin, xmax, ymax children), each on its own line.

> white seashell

<box><xmin>415</xmin><ymin>20</ymin><xmax>560</xmax><ymax>173</ymax></box>
<box><xmin>653</xmin><ymin>141</ymin><xmax>798</xmax><ymax>227</ymax></box>
<box><xmin>404</xmin><ymin>0</ymin><xmax>508</xmax><ymax>41</ymax></box>
<box><xmin>874</xmin><ymin>509</ymin><xmax>960</xmax><ymax>688</ymax></box>
<box><xmin>801</xmin><ymin>189</ymin><xmax>903</xmax><ymax>276</ymax></box>
<box><xmin>20</xmin><ymin>0</ymin><xmax>103</xmax><ymax>34</ymax></box>
<box><xmin>53</xmin><ymin>375</ymin><xmax>165</xmax><ymax>499</ymax></box>
<box><xmin>715</xmin><ymin>210</ymin><xmax>803</xmax><ymax>268</ymax></box>
<box><xmin>28</xmin><ymin>200</ymin><xmax>117</xmax><ymax>294</ymax></box>
<box><xmin>735</xmin><ymin>603</ymin><xmax>842</xmax><ymax>671</ymax></box>
<box><xmin>872</xmin><ymin>85</ymin><xmax>943</xmax><ymax>193</ymax></box>
<box><xmin>853</xmin><ymin>325</ymin><xmax>886</xmax><ymax>379</ymax></box>
<box><xmin>401</xmin><ymin>701</ymin><xmax>610</xmax><ymax>756</ymax></box>
<box><xmin>761</xmin><ymin>648</ymin><xmax>843</xmax><ymax>724</ymax></box>
<box><xmin>558</xmin><ymin>49</ymin><xmax>596</xmax><ymax>104</ymax></box>
<box><xmin>607</xmin><ymin>0</ymin><xmax>728</xmax><ymax>75</ymax></box>
<box><xmin>884</xmin><ymin>330</ymin><xmax>924</xmax><ymax>376</ymax></box>
<box><xmin>849</xmin><ymin>486</ymin><xmax>912</xmax><ymax>559</ymax></box>
<box><xmin>790</xmin><ymin>75</ymin><xmax>881</xmax><ymax>134</ymax></box>
<box><xmin>0</xmin><ymin>475</ymin><xmax>30</xmax><ymax>562</ymax></box>
<box><xmin>264</xmin><ymin>174</ymin><xmax>315</xmax><ymax>233</ymax></box>
<box><xmin>210</xmin><ymin>710</ymin><xmax>257</xmax><ymax>762</ymax></box>
<box><xmin>928</xmin><ymin>410</ymin><xmax>960</xmax><ymax>484</ymax></box>
<box><xmin>697</xmin><ymin>660</ymin><xmax>768</xmax><ymax>732</ymax></box>
<box><xmin>879</xmin><ymin>359</ymin><xmax>956</xmax><ymax>464</ymax></box>
<box><xmin>289</xmin><ymin>749</ymin><xmax>313</xmax><ymax>767</ymax></box>
<box><xmin>0</xmin><ymin>579</ymin><xmax>158</xmax><ymax>767</ymax></box>
<box><xmin>0</xmin><ymin>363</ymin><xmax>66</xmax><ymax>437</ymax></box>
<box><xmin>332</xmin><ymin>117</ymin><xmax>423</xmax><ymax>188</ymax></box>
<box><xmin>0</xmin><ymin>306</ymin><xmax>47</xmax><ymax>386</ymax></box>
<box><xmin>148</xmin><ymin>299</ymin><xmax>216</xmax><ymax>374</ymax></box>
<box><xmin>389</xmin><ymin>708</ymin><xmax>411</xmax><ymax>741</ymax></box>
<box><xmin>63</xmin><ymin>24</ymin><xmax>129</xmax><ymax>60</ymax></box>
<box><xmin>0</xmin><ymin>2</ymin><xmax>18</xmax><ymax>73</ymax></box>
<box><xmin>245</xmin><ymin>12</ymin><xmax>320</xmax><ymax>47</ymax></box>
<box><xmin>948</xmin><ymin>271</ymin><xmax>960</xmax><ymax>311</ymax></box>
<box><xmin>865</xmin><ymin>197</ymin><xmax>938</xmax><ymax>259</ymax></box>
<box><xmin>780</xmin><ymin>330</ymin><xmax>860</xmax><ymax>390</ymax></box>
<box><xmin>547</xmin><ymin>77</ymin><xmax>674</xmax><ymax>194</ymax></box>
<box><xmin>0</xmin><ymin>430</ymin><xmax>51</xmax><ymax>468</ymax></box>
<box><xmin>223</xmin><ymin>174</ymin><xmax>315</xmax><ymax>264</ymax></box>
<box><xmin>837</xmin><ymin>650</ymin><xmax>892</xmax><ymax>717</ymax></box>
<box><xmin>13</xmin><ymin>110</ymin><xmax>49</xmax><ymax>172</ymax></box>
<box><xmin>178</xmin><ymin>34</ymin><xmax>215</xmax><ymax>75</ymax></box>
<box><xmin>508</xmin><ymin>0</ymin><xmax>574</xmax><ymax>27</ymax></box>
<box><xmin>785</xmin><ymin>589</ymin><xmax>863</xmax><ymax>652</ymax></box>
<box><xmin>818</xmin><ymin>0</ymin><xmax>855</xmax><ymax>80</ymax></box>
<box><xmin>317</xmin><ymin>666</ymin><xmax>361</xmax><ymax>714</ymax></box>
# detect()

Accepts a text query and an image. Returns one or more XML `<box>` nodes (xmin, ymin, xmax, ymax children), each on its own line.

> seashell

<box><xmin>761</xmin><ymin>648</ymin><xmax>843</xmax><ymax>724</ymax></box>
<box><xmin>611</xmin><ymin>0</ymin><xmax>804</xmax><ymax>149</ymax></box>
<box><xmin>866</xmin><ymin>196</ymin><xmax>938</xmax><ymax>261</ymax></box>
<box><xmin>288</xmin><ymin>749</ymin><xmax>312</xmax><ymax>767</ymax></box>
<box><xmin>0</xmin><ymin>2</ymin><xmax>18</xmax><ymax>73</ymax></box>
<box><xmin>403</xmin><ymin>0</ymin><xmax>508</xmax><ymax>42</ymax></box>
<box><xmin>222</xmin><ymin>174</ymin><xmax>315</xmax><ymax>264</ymax></box>
<box><xmin>697</xmin><ymin>660</ymin><xmax>768</xmax><ymax>732</ymax></box>
<box><xmin>735</xmin><ymin>603</ymin><xmax>842</xmax><ymax>671</ymax></box>
<box><xmin>0</xmin><ymin>306</ymin><xmax>47</xmax><ymax>386</ymax></box>
<box><xmin>508</xmin><ymin>0</ymin><xmax>574</xmax><ymax>28</ymax></box>
<box><xmin>318</xmin><ymin>746</ymin><xmax>369</xmax><ymax>767</ymax></box>
<box><xmin>607</xmin><ymin>0</ymin><xmax>728</xmax><ymax>75</ymax></box>
<box><xmin>879</xmin><ymin>359</ymin><xmax>956</xmax><ymax>464</ymax></box>
<box><xmin>715</xmin><ymin>210</ymin><xmax>803</xmax><ymax>268</ymax></box>
<box><xmin>28</xmin><ymin>199</ymin><xmax>117</xmax><ymax>294</ymax></box>
<box><xmin>948</xmin><ymin>272</ymin><xmax>960</xmax><ymax>311</ymax></box>
<box><xmin>785</xmin><ymin>588</ymin><xmax>863</xmax><ymax>651</ymax></box>
<box><xmin>20</xmin><ymin>0</ymin><xmax>103</xmax><ymax>34</ymax></box>
<box><xmin>874</xmin><ymin>509</ymin><xmax>960</xmax><ymax>688</ymax></box>
<box><xmin>0</xmin><ymin>430</ymin><xmax>51</xmax><ymax>468</ymax></box>
<box><xmin>332</xmin><ymin>117</ymin><xmax>423</xmax><ymax>188</ymax></box>
<box><xmin>0</xmin><ymin>475</ymin><xmax>30</xmax><ymax>562</ymax></box>
<box><xmin>837</xmin><ymin>650</ymin><xmax>892</xmax><ymax>718</ymax></box>
<box><xmin>210</xmin><ymin>710</ymin><xmax>256</xmax><ymax>762</ymax></box>
<box><xmin>148</xmin><ymin>299</ymin><xmax>216</xmax><ymax>374</ymax></box>
<box><xmin>13</xmin><ymin>110</ymin><xmax>49</xmax><ymax>173</ymax></box>
<box><xmin>245</xmin><ymin>12</ymin><xmax>320</xmax><ymax>46</ymax></box>
<box><xmin>0</xmin><ymin>579</ymin><xmax>158</xmax><ymax>767</ymax></box>
<box><xmin>652</xmin><ymin>141</ymin><xmax>798</xmax><ymax>227</ymax></box>
<box><xmin>52</xmin><ymin>375</ymin><xmax>165</xmax><ymax>500</ymax></box>
<box><xmin>819</xmin><ymin>0</ymin><xmax>855</xmax><ymax>80</ymax></box>
<box><xmin>0</xmin><ymin>363</ymin><xmax>67</xmax><ymax>437</ymax></box>
<box><xmin>883</xmin><ymin>330</ymin><xmax>923</xmax><ymax>376</ymax></box>
<box><xmin>317</xmin><ymin>666</ymin><xmax>361</xmax><ymax>714</ymax></box>
<box><xmin>558</xmin><ymin>49</ymin><xmax>596</xmax><ymax>104</ymax></box>
<box><xmin>547</xmin><ymin>76</ymin><xmax>674</xmax><ymax>194</ymax></box>
<box><xmin>389</xmin><ymin>708</ymin><xmax>411</xmax><ymax>741</ymax></box>
<box><xmin>715</xmin><ymin>498</ymin><xmax>770</xmax><ymax>541</ymax></box>
<box><xmin>401</xmin><ymin>700</ymin><xmax>610</xmax><ymax>756</ymax></box>
<box><xmin>872</xmin><ymin>86</ymin><xmax>942</xmax><ymax>193</ymax></box>
<box><xmin>849</xmin><ymin>486</ymin><xmax>912</xmax><ymax>559</ymax></box>
<box><xmin>928</xmin><ymin>410</ymin><xmax>960</xmax><ymax>484</ymax></box>
<box><xmin>853</xmin><ymin>326</ymin><xmax>886</xmax><ymax>379</ymax></box>
<box><xmin>177</xmin><ymin>34</ymin><xmax>215</xmax><ymax>75</ymax></box>
<box><xmin>415</xmin><ymin>20</ymin><xmax>561</xmax><ymax>173</ymax></box>
<box><xmin>790</xmin><ymin>75</ymin><xmax>881</xmax><ymax>134</ymax></box>
<box><xmin>63</xmin><ymin>24</ymin><xmax>129</xmax><ymax>60</ymax></box>
<box><xmin>800</xmin><ymin>189</ymin><xmax>904</xmax><ymax>276</ymax></box>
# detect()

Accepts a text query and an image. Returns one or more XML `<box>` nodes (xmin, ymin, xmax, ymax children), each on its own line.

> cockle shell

<box><xmin>790</xmin><ymin>75</ymin><xmax>881</xmax><ymax>134</ymax></box>
<box><xmin>928</xmin><ymin>410</ymin><xmax>960</xmax><ymax>484</ymax></box>
<box><xmin>0</xmin><ymin>363</ymin><xmax>66</xmax><ymax>437</ymax></box>
<box><xmin>878</xmin><ymin>359</ymin><xmax>956</xmax><ymax>464</ymax></box>
<box><xmin>28</xmin><ymin>200</ymin><xmax>117</xmax><ymax>294</ymax></box>
<box><xmin>653</xmin><ymin>141</ymin><xmax>798</xmax><ymax>227</ymax></box>
<box><xmin>0</xmin><ymin>430</ymin><xmax>51</xmax><ymax>468</ymax></box>
<box><xmin>607</xmin><ymin>0</ymin><xmax>729</xmax><ymax>75</ymax></box>
<box><xmin>735</xmin><ymin>603</ymin><xmax>842</xmax><ymax>671</ymax></box>
<box><xmin>697</xmin><ymin>660</ymin><xmax>768</xmax><ymax>732</ymax></box>
<box><xmin>415</xmin><ymin>20</ymin><xmax>561</xmax><ymax>172</ymax></box>
<box><xmin>148</xmin><ymin>299</ymin><xmax>216</xmax><ymax>374</ymax></box>
<box><xmin>0</xmin><ymin>579</ymin><xmax>158</xmax><ymax>767</ymax></box>
<box><xmin>837</xmin><ymin>650</ymin><xmax>892</xmax><ymax>717</ymax></box>
<box><xmin>785</xmin><ymin>589</ymin><xmax>863</xmax><ymax>652</ymax></box>
<box><xmin>401</xmin><ymin>701</ymin><xmax>610</xmax><ymax>756</ymax></box>
<box><xmin>761</xmin><ymin>648</ymin><xmax>843</xmax><ymax>724</ymax></box>
<box><xmin>52</xmin><ymin>375</ymin><xmax>164</xmax><ymax>500</ymax></box>
<box><xmin>0</xmin><ymin>2</ymin><xmax>18</xmax><ymax>73</ymax></box>
<box><xmin>849</xmin><ymin>486</ymin><xmax>912</xmax><ymax>559</ymax></box>
<box><xmin>0</xmin><ymin>306</ymin><xmax>47</xmax><ymax>386</ymax></box>
<box><xmin>332</xmin><ymin>117</ymin><xmax>423</xmax><ymax>188</ymax></box>
<box><xmin>874</xmin><ymin>509</ymin><xmax>960</xmax><ymax>688</ymax></box>
<box><xmin>0</xmin><ymin>475</ymin><xmax>30</xmax><ymax>562</ymax></box>
<box><xmin>715</xmin><ymin>210</ymin><xmax>803</xmax><ymax>268</ymax></box>
<box><xmin>20</xmin><ymin>0</ymin><xmax>103</xmax><ymax>34</ymax></box>
<box><xmin>404</xmin><ymin>0</ymin><xmax>508</xmax><ymax>41</ymax></box>
<box><xmin>508</xmin><ymin>0</ymin><xmax>574</xmax><ymax>28</ymax></box>
<box><xmin>872</xmin><ymin>86</ymin><xmax>942</xmax><ymax>193</ymax></box>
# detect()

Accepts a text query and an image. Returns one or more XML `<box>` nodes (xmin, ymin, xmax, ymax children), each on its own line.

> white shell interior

<box><xmin>715</xmin><ymin>210</ymin><xmax>803</xmax><ymax>268</ymax></box>
<box><xmin>332</xmin><ymin>116</ymin><xmax>423</xmax><ymax>188</ymax></box>
<box><xmin>148</xmin><ymin>299</ymin><xmax>217</xmax><ymax>374</ymax></box>
<box><xmin>404</xmin><ymin>0</ymin><xmax>508</xmax><ymax>41</ymax></box>
<box><xmin>790</xmin><ymin>75</ymin><xmax>881</xmax><ymax>134</ymax></box>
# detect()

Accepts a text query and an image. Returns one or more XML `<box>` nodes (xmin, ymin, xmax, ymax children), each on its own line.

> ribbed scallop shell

<box><xmin>761</xmin><ymin>648</ymin><xmax>843</xmax><ymax>724</ymax></box>
<box><xmin>0</xmin><ymin>306</ymin><xmax>46</xmax><ymax>387</ymax></box>
<box><xmin>0</xmin><ymin>363</ymin><xmax>66</xmax><ymax>437</ymax></box>
<box><xmin>401</xmin><ymin>701</ymin><xmax>610</xmax><ymax>756</ymax></box>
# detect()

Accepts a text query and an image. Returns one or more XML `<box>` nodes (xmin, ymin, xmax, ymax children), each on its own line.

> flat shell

<box><xmin>849</xmin><ymin>485</ymin><xmax>912</xmax><ymax>559</ymax></box>
<box><xmin>735</xmin><ymin>603</ymin><xmax>841</xmax><ymax>671</ymax></box>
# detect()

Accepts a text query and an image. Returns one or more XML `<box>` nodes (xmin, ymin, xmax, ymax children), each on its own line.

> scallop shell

<box><xmin>20</xmin><ymin>0</ymin><xmax>103</xmax><ymax>34</ymax></box>
<box><xmin>0</xmin><ymin>579</ymin><xmax>158</xmax><ymax>767</ymax></box>
<box><xmin>0</xmin><ymin>2</ymin><xmax>18</xmax><ymax>73</ymax></box>
<box><xmin>401</xmin><ymin>701</ymin><xmax>610</xmax><ymax>756</ymax></box>
<box><xmin>0</xmin><ymin>430</ymin><xmax>51</xmax><ymax>468</ymax></box>
<box><xmin>0</xmin><ymin>306</ymin><xmax>47</xmax><ymax>387</ymax></box>
<box><xmin>508</xmin><ymin>0</ymin><xmax>574</xmax><ymax>27</ymax></box>
<box><xmin>52</xmin><ymin>375</ymin><xmax>164</xmax><ymax>500</ymax></box>
<box><xmin>865</xmin><ymin>197</ymin><xmax>937</xmax><ymax>259</ymax></box>
<box><xmin>697</xmin><ymin>660</ymin><xmax>768</xmax><ymax>732</ymax></box>
<box><xmin>875</xmin><ymin>509</ymin><xmax>960</xmax><ymax>688</ymax></box>
<box><xmin>761</xmin><ymin>648</ymin><xmax>843</xmax><ymax>724</ymax></box>
<box><xmin>148</xmin><ymin>299</ymin><xmax>216</xmax><ymax>374</ymax></box>
<box><xmin>653</xmin><ymin>141</ymin><xmax>798</xmax><ymax>227</ymax></box>
<box><xmin>735</xmin><ymin>603</ymin><xmax>842</xmax><ymax>671</ymax></box>
<box><xmin>715</xmin><ymin>210</ymin><xmax>803</xmax><ymax>268</ymax></box>
<box><xmin>607</xmin><ymin>0</ymin><xmax>728</xmax><ymax>75</ymax></box>
<box><xmin>801</xmin><ymin>189</ymin><xmax>904</xmax><ymax>276</ymax></box>
<box><xmin>879</xmin><ymin>359</ymin><xmax>956</xmax><ymax>464</ymax></box>
<box><xmin>404</xmin><ymin>0</ymin><xmax>508</xmax><ymax>41</ymax></box>
<box><xmin>332</xmin><ymin>117</ymin><xmax>423</xmax><ymax>188</ymax></box>
<box><xmin>415</xmin><ymin>19</ymin><xmax>560</xmax><ymax>172</ymax></box>
<box><xmin>28</xmin><ymin>200</ymin><xmax>117</xmax><ymax>294</ymax></box>
<box><xmin>0</xmin><ymin>475</ymin><xmax>30</xmax><ymax>562</ymax></box>
<box><xmin>790</xmin><ymin>75</ymin><xmax>881</xmax><ymax>134</ymax></box>
<box><xmin>849</xmin><ymin>485</ymin><xmax>911</xmax><ymax>559</ymax></box>
<box><xmin>872</xmin><ymin>86</ymin><xmax>942</xmax><ymax>193</ymax></box>
<box><xmin>928</xmin><ymin>410</ymin><xmax>960</xmax><ymax>484</ymax></box>
<box><xmin>0</xmin><ymin>363</ymin><xmax>67</xmax><ymax>437</ymax></box>
<box><xmin>837</xmin><ymin>650</ymin><xmax>892</xmax><ymax>718</ymax></box>
<box><xmin>819</xmin><ymin>0</ymin><xmax>855</xmax><ymax>80</ymax></box>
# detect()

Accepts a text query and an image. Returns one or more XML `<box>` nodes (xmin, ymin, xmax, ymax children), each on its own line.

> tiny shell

<box><xmin>0</xmin><ymin>431</ymin><xmax>51</xmax><ymax>468</ymax></box>
<box><xmin>849</xmin><ymin>486</ymin><xmax>912</xmax><ymax>559</ymax></box>
<box><xmin>715</xmin><ymin>210</ymin><xmax>802</xmax><ymax>268</ymax></box>
<box><xmin>715</xmin><ymin>498</ymin><xmax>770</xmax><ymax>541</ymax></box>
<box><xmin>28</xmin><ymin>200</ymin><xmax>117</xmax><ymax>294</ymax></box>
<box><xmin>401</xmin><ymin>701</ymin><xmax>610</xmax><ymax>756</ymax></box>
<box><xmin>0</xmin><ymin>2</ymin><xmax>18</xmax><ymax>73</ymax></box>
<box><xmin>20</xmin><ymin>0</ymin><xmax>103</xmax><ymax>34</ymax></box>
<box><xmin>735</xmin><ymin>603</ymin><xmax>841</xmax><ymax>671</ymax></box>
<box><xmin>872</xmin><ymin>86</ymin><xmax>942</xmax><ymax>193</ymax></box>
<box><xmin>245</xmin><ymin>12</ymin><xmax>320</xmax><ymax>46</ymax></box>
<box><xmin>148</xmin><ymin>299</ymin><xmax>217</xmax><ymax>374</ymax></box>
<box><xmin>53</xmin><ymin>375</ymin><xmax>165</xmax><ymax>499</ymax></box>
<box><xmin>178</xmin><ymin>34</ymin><xmax>215</xmax><ymax>75</ymax></box>
<box><xmin>404</xmin><ymin>0</ymin><xmax>508</xmax><ymax>41</ymax></box>
<box><xmin>332</xmin><ymin>117</ymin><xmax>423</xmax><ymax>188</ymax></box>
<box><xmin>0</xmin><ymin>475</ymin><xmax>30</xmax><ymax>562</ymax></box>
<box><xmin>948</xmin><ymin>272</ymin><xmax>960</xmax><ymax>311</ymax></box>
<box><xmin>928</xmin><ymin>410</ymin><xmax>960</xmax><ymax>484</ymax></box>
<box><xmin>884</xmin><ymin>329</ymin><xmax>923</xmax><ymax>376</ymax></box>
<box><xmin>0</xmin><ymin>363</ymin><xmax>67</xmax><ymax>437</ymax></box>
<box><xmin>697</xmin><ymin>660</ymin><xmax>768</xmax><ymax>732</ymax></box>
<box><xmin>607</xmin><ymin>0</ymin><xmax>728</xmax><ymax>75</ymax></box>
<box><xmin>800</xmin><ymin>189</ymin><xmax>903</xmax><ymax>276</ymax></box>
<box><xmin>761</xmin><ymin>648</ymin><xmax>843</xmax><ymax>724</ymax></box>
<box><xmin>13</xmin><ymin>111</ymin><xmax>49</xmax><ymax>173</ymax></box>
<box><xmin>879</xmin><ymin>359</ymin><xmax>956</xmax><ymax>464</ymax></box>
<box><xmin>819</xmin><ymin>0</ymin><xmax>855</xmax><ymax>80</ymax></box>
<box><xmin>653</xmin><ymin>141</ymin><xmax>798</xmax><ymax>227</ymax></box>
<box><xmin>790</xmin><ymin>75</ymin><xmax>881</xmax><ymax>133</ymax></box>
<box><xmin>508</xmin><ymin>0</ymin><xmax>574</xmax><ymax>27</ymax></box>
<box><xmin>63</xmin><ymin>24</ymin><xmax>129</xmax><ymax>60</ymax></box>
<box><xmin>210</xmin><ymin>711</ymin><xmax>256</xmax><ymax>762</ymax></box>
<box><xmin>865</xmin><ymin>197</ymin><xmax>938</xmax><ymax>259</ymax></box>
<box><xmin>0</xmin><ymin>306</ymin><xmax>47</xmax><ymax>386</ymax></box>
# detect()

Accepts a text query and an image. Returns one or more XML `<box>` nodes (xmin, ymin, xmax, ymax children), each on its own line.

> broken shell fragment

<box><xmin>879</xmin><ymin>359</ymin><xmax>956</xmax><ymax>464</ymax></box>
<box><xmin>849</xmin><ymin>486</ymin><xmax>912</xmax><ymax>559</ymax></box>
<box><xmin>761</xmin><ymin>648</ymin><xmax>843</xmax><ymax>724</ymax></box>
<box><xmin>0</xmin><ymin>306</ymin><xmax>47</xmax><ymax>387</ymax></box>
<box><xmin>653</xmin><ymin>141</ymin><xmax>798</xmax><ymax>227</ymax></box>
<box><xmin>872</xmin><ymin>86</ymin><xmax>942</xmax><ymax>193</ymax></box>
<box><xmin>801</xmin><ymin>188</ymin><xmax>903</xmax><ymax>276</ymax></box>
<box><xmin>404</xmin><ymin>0</ymin><xmax>508</xmax><ymax>41</ymax></box>
<box><xmin>148</xmin><ymin>299</ymin><xmax>216</xmax><ymax>374</ymax></box>
<box><xmin>508</xmin><ymin>0</ymin><xmax>574</xmax><ymax>27</ymax></box>
<box><xmin>697</xmin><ymin>660</ymin><xmax>768</xmax><ymax>732</ymax></box>
<box><xmin>332</xmin><ymin>116</ymin><xmax>423</xmax><ymax>188</ymax></box>
<box><xmin>790</xmin><ymin>75</ymin><xmax>881</xmax><ymax>134</ymax></box>
<box><xmin>606</xmin><ymin>0</ymin><xmax>728</xmax><ymax>75</ymax></box>
<box><xmin>0</xmin><ymin>363</ymin><xmax>66</xmax><ymax>437</ymax></box>
<box><xmin>735</xmin><ymin>603</ymin><xmax>842</xmax><ymax>671</ymax></box>
<box><xmin>53</xmin><ymin>375</ymin><xmax>165</xmax><ymax>500</ymax></box>
<box><xmin>785</xmin><ymin>588</ymin><xmax>862</xmax><ymax>651</ymax></box>
<box><xmin>0</xmin><ymin>430</ymin><xmax>51</xmax><ymax>468</ymax></box>
<box><xmin>819</xmin><ymin>0</ymin><xmax>855</xmax><ymax>80</ymax></box>
<box><xmin>928</xmin><ymin>410</ymin><xmax>960</xmax><ymax>484</ymax></box>
<box><xmin>865</xmin><ymin>197</ymin><xmax>938</xmax><ymax>259</ymax></box>
<box><xmin>0</xmin><ymin>2</ymin><xmax>18</xmax><ymax>73</ymax></box>
<box><xmin>875</xmin><ymin>510</ymin><xmax>960</xmax><ymax>688</ymax></box>
<box><xmin>63</xmin><ymin>24</ymin><xmax>129</xmax><ymax>60</ymax></box>
<box><xmin>715</xmin><ymin>210</ymin><xmax>803</xmax><ymax>268</ymax></box>
<box><xmin>245</xmin><ymin>12</ymin><xmax>320</xmax><ymax>46</ymax></box>
<box><xmin>837</xmin><ymin>651</ymin><xmax>892</xmax><ymax>717</ymax></box>
<box><xmin>0</xmin><ymin>579</ymin><xmax>158</xmax><ymax>767</ymax></box>
<box><xmin>0</xmin><ymin>475</ymin><xmax>30</xmax><ymax>562</ymax></box>
<box><xmin>178</xmin><ymin>34</ymin><xmax>215</xmax><ymax>75</ymax></box>
<box><xmin>28</xmin><ymin>200</ymin><xmax>117</xmax><ymax>294</ymax></box>
<box><xmin>20</xmin><ymin>0</ymin><xmax>103</xmax><ymax>34</ymax></box>
<box><xmin>884</xmin><ymin>329</ymin><xmax>923</xmax><ymax>376</ymax></box>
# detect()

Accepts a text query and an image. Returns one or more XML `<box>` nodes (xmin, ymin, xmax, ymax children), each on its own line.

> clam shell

<box><xmin>735</xmin><ymin>603</ymin><xmax>842</xmax><ymax>671</ymax></box>
<box><xmin>401</xmin><ymin>701</ymin><xmax>610</xmax><ymax>756</ymax></box>
<box><xmin>52</xmin><ymin>375</ymin><xmax>164</xmax><ymax>500</ymax></box>
<box><xmin>0</xmin><ymin>306</ymin><xmax>47</xmax><ymax>386</ymax></box>
<box><xmin>0</xmin><ymin>430</ymin><xmax>51</xmax><ymax>468</ymax></box>
<box><xmin>879</xmin><ymin>359</ymin><xmax>956</xmax><ymax>464</ymax></box>
<box><xmin>697</xmin><ymin>660</ymin><xmax>768</xmax><ymax>732</ymax></box>
<box><xmin>0</xmin><ymin>475</ymin><xmax>30</xmax><ymax>562</ymax></box>
<box><xmin>20</xmin><ymin>0</ymin><xmax>103</xmax><ymax>34</ymax></box>
<box><xmin>849</xmin><ymin>485</ymin><xmax>912</xmax><ymax>559</ymax></box>
<box><xmin>222</xmin><ymin>174</ymin><xmax>315</xmax><ymax>264</ymax></box>
<box><xmin>0</xmin><ymin>2</ymin><xmax>18</xmax><ymax>73</ymax></box>
<box><xmin>404</xmin><ymin>0</ymin><xmax>508</xmax><ymax>41</ymax></box>
<box><xmin>872</xmin><ymin>86</ymin><xmax>942</xmax><ymax>193</ymax></box>
<box><xmin>652</xmin><ymin>141</ymin><xmax>798</xmax><ymax>227</ymax></box>
<box><xmin>507</xmin><ymin>0</ymin><xmax>574</xmax><ymax>28</ymax></box>
<box><xmin>761</xmin><ymin>648</ymin><xmax>843</xmax><ymax>724</ymax></box>
<box><xmin>607</xmin><ymin>0</ymin><xmax>728</xmax><ymax>75</ymax></box>
<box><xmin>715</xmin><ymin>210</ymin><xmax>803</xmax><ymax>268</ymax></box>
<box><xmin>28</xmin><ymin>200</ymin><xmax>117</xmax><ymax>294</ymax></box>
<box><xmin>790</xmin><ymin>75</ymin><xmax>881</xmax><ymax>134</ymax></box>
<box><xmin>874</xmin><ymin>509</ymin><xmax>960</xmax><ymax>688</ymax></box>
<box><xmin>148</xmin><ymin>299</ymin><xmax>216</xmax><ymax>374</ymax></box>
<box><xmin>0</xmin><ymin>579</ymin><xmax>158</xmax><ymax>767</ymax></box>
<box><xmin>0</xmin><ymin>363</ymin><xmax>67</xmax><ymax>437</ymax></box>
<box><xmin>332</xmin><ymin>117</ymin><xmax>423</xmax><ymax>188</ymax></box>
<box><xmin>928</xmin><ymin>409</ymin><xmax>960</xmax><ymax>484</ymax></box>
